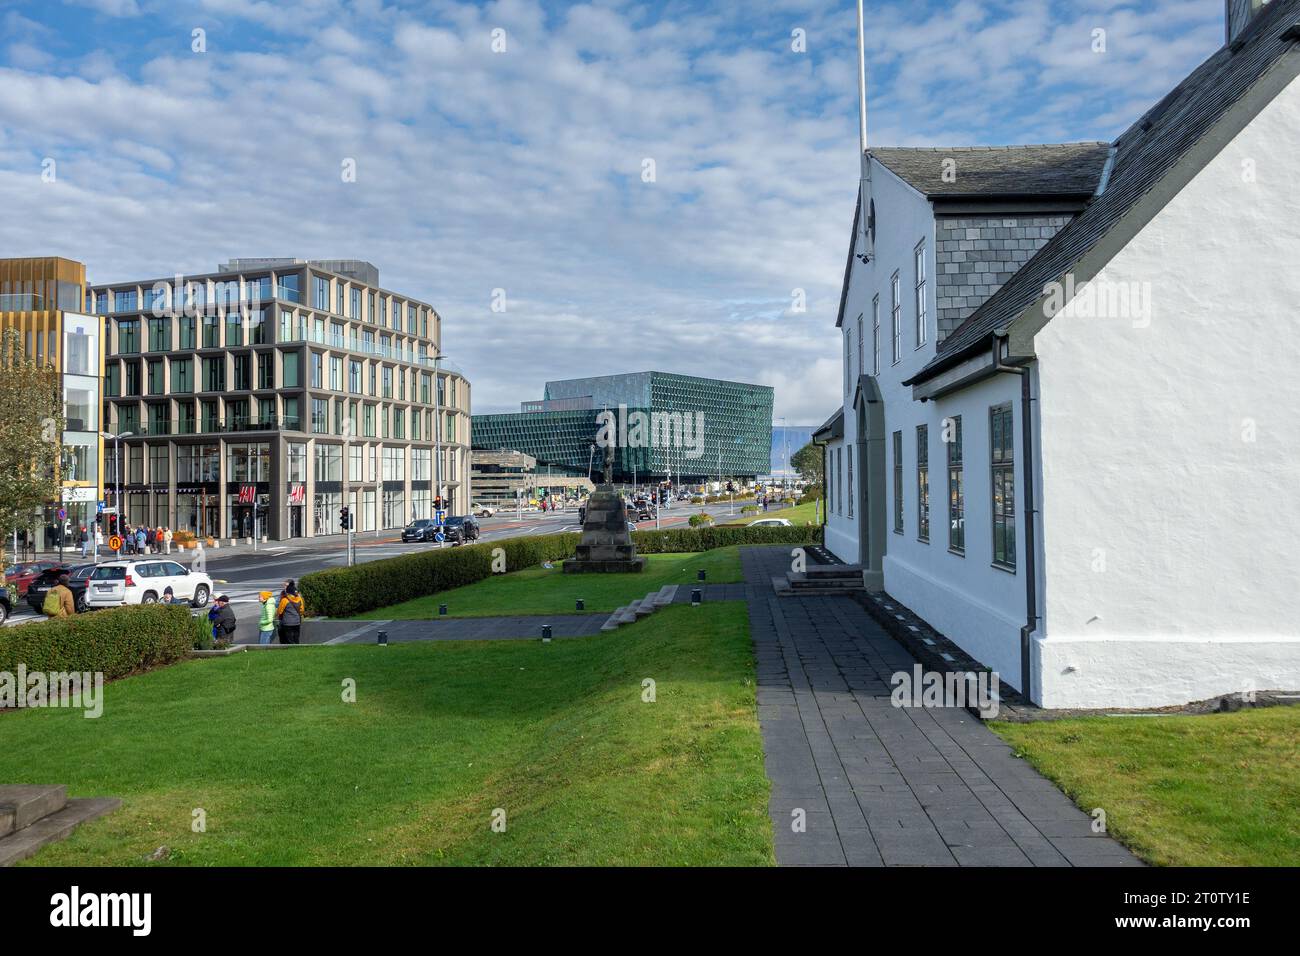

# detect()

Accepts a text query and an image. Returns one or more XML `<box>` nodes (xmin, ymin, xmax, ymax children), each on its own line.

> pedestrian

<box><xmin>163</xmin><ymin>586</ymin><xmax>175</xmax><ymax>604</ymax></box>
<box><xmin>164</xmin><ymin>527</ymin><xmax>173</xmax><ymax>554</ymax></box>
<box><xmin>135</xmin><ymin>526</ymin><xmax>146</xmax><ymax>555</ymax></box>
<box><xmin>78</xmin><ymin>526</ymin><xmax>89</xmax><ymax>558</ymax></box>
<box><xmin>94</xmin><ymin>525</ymin><xmax>103</xmax><ymax>556</ymax></box>
<box><xmin>42</xmin><ymin>573</ymin><xmax>76</xmax><ymax>618</ymax></box>
<box><xmin>258</xmin><ymin>590</ymin><xmax>277</xmax><ymax>645</ymax></box>
<box><xmin>211</xmin><ymin>594</ymin><xmax>237</xmax><ymax>644</ymax></box>
<box><xmin>276</xmin><ymin>580</ymin><xmax>305</xmax><ymax>645</ymax></box>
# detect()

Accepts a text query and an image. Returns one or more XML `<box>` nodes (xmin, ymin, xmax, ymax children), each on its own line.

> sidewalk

<box><xmin>738</xmin><ymin>546</ymin><xmax>1142</xmax><ymax>867</ymax></box>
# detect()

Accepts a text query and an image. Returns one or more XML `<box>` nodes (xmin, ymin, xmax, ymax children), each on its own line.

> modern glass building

<box><xmin>0</xmin><ymin>256</ymin><xmax>103</xmax><ymax>553</ymax></box>
<box><xmin>90</xmin><ymin>258</ymin><xmax>471</xmax><ymax>541</ymax></box>
<box><xmin>473</xmin><ymin>371</ymin><xmax>773</xmax><ymax>483</ymax></box>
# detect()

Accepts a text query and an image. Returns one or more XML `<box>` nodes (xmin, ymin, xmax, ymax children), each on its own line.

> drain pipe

<box><xmin>992</xmin><ymin>332</ymin><xmax>1038</xmax><ymax>703</ymax></box>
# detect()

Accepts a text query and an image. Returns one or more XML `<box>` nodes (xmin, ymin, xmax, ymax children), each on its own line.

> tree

<box><xmin>790</xmin><ymin>441</ymin><xmax>824</xmax><ymax>485</ymax></box>
<box><xmin>0</xmin><ymin>328</ymin><xmax>64</xmax><ymax>567</ymax></box>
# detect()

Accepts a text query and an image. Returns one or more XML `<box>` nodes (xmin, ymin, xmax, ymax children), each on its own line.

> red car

<box><xmin>4</xmin><ymin>560</ymin><xmax>63</xmax><ymax>598</ymax></box>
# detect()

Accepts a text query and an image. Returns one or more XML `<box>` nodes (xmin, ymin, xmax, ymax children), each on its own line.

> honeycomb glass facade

<box><xmin>473</xmin><ymin>371</ymin><xmax>773</xmax><ymax>483</ymax></box>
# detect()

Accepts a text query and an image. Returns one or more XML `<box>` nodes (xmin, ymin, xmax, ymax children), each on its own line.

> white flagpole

<box><xmin>857</xmin><ymin>0</ymin><xmax>873</xmax><ymax>257</ymax></box>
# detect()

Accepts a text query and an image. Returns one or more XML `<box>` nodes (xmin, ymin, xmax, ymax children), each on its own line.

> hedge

<box><xmin>299</xmin><ymin>525</ymin><xmax>824</xmax><ymax>619</ymax></box>
<box><xmin>630</xmin><ymin>524</ymin><xmax>821</xmax><ymax>553</ymax></box>
<box><xmin>300</xmin><ymin>532</ymin><xmax>581</xmax><ymax>619</ymax></box>
<box><xmin>0</xmin><ymin>604</ymin><xmax>201</xmax><ymax>680</ymax></box>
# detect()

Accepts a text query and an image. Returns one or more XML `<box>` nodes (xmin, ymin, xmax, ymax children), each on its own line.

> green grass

<box><xmin>992</xmin><ymin>707</ymin><xmax>1300</xmax><ymax>866</ymax></box>
<box><xmin>1</xmin><ymin>603</ymin><xmax>773</xmax><ymax>866</ymax></box>
<box><xmin>719</xmin><ymin>501</ymin><xmax>824</xmax><ymax>528</ymax></box>
<box><xmin>360</xmin><ymin>547</ymin><xmax>744</xmax><ymax>620</ymax></box>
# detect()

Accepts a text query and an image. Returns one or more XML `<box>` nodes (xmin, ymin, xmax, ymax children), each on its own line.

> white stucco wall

<box><xmin>1033</xmin><ymin>72</ymin><xmax>1300</xmax><ymax>708</ymax></box>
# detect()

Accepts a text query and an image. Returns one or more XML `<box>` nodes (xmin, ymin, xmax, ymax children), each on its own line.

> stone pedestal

<box><xmin>562</xmin><ymin>485</ymin><xmax>645</xmax><ymax>574</ymax></box>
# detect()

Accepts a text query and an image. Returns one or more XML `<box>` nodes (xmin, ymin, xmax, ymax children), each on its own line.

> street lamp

<box><xmin>101</xmin><ymin>430</ymin><xmax>133</xmax><ymax>557</ymax></box>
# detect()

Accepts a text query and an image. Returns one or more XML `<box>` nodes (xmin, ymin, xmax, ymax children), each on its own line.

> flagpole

<box><xmin>857</xmin><ymin>0</ymin><xmax>873</xmax><ymax>256</ymax></box>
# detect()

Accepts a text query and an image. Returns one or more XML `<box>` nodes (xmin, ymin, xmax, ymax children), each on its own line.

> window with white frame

<box><xmin>872</xmin><ymin>295</ymin><xmax>880</xmax><ymax>375</ymax></box>
<box><xmin>915</xmin><ymin>241</ymin><xmax>928</xmax><ymax>348</ymax></box>
<box><xmin>856</xmin><ymin>313</ymin><xmax>864</xmax><ymax>382</ymax></box>
<box><xmin>890</xmin><ymin>272</ymin><xmax>901</xmax><ymax>365</ymax></box>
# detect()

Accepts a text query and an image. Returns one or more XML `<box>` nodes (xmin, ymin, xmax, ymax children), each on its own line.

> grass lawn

<box><xmin>360</xmin><ymin>546</ymin><xmax>744</xmax><ymax>620</ymax></box>
<box><xmin>0</xmin><ymin>603</ymin><xmax>772</xmax><ymax>866</ymax></box>
<box><xmin>992</xmin><ymin>707</ymin><xmax>1300</xmax><ymax>866</ymax></box>
<box><xmin>718</xmin><ymin>500</ymin><xmax>823</xmax><ymax>528</ymax></box>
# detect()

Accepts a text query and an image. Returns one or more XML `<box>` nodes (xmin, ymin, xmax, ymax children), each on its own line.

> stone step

<box><xmin>635</xmin><ymin>595</ymin><xmax>657</xmax><ymax>617</ymax></box>
<box><xmin>655</xmin><ymin>585</ymin><xmax>678</xmax><ymax>607</ymax></box>
<box><xmin>0</xmin><ymin>785</ymin><xmax>67</xmax><ymax>836</ymax></box>
<box><xmin>0</xmin><ymin>797</ymin><xmax>121</xmax><ymax>867</ymax></box>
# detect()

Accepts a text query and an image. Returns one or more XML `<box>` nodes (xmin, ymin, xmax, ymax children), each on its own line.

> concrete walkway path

<box><xmin>739</xmin><ymin>547</ymin><xmax>1141</xmax><ymax>867</ymax></box>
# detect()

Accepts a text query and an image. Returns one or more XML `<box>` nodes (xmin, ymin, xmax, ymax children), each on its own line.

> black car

<box><xmin>441</xmin><ymin>515</ymin><xmax>481</xmax><ymax>545</ymax></box>
<box><xmin>401</xmin><ymin>519</ymin><xmax>439</xmax><ymax>543</ymax></box>
<box><xmin>25</xmin><ymin>563</ymin><xmax>96</xmax><ymax>614</ymax></box>
<box><xmin>0</xmin><ymin>587</ymin><xmax>10</xmax><ymax>625</ymax></box>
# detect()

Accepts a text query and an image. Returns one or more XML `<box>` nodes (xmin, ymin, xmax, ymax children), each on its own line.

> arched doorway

<box><xmin>853</xmin><ymin>376</ymin><xmax>887</xmax><ymax>590</ymax></box>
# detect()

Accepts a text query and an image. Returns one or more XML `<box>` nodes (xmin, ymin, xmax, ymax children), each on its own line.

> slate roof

<box><xmin>871</xmin><ymin>143</ymin><xmax>1111</xmax><ymax>198</ymax></box>
<box><xmin>914</xmin><ymin>0</ymin><xmax>1300</xmax><ymax>377</ymax></box>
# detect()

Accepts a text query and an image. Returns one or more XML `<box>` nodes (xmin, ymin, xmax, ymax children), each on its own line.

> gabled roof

<box><xmin>811</xmin><ymin>407</ymin><xmax>844</xmax><ymax>444</ymax></box>
<box><xmin>917</xmin><ymin>0</ymin><xmax>1300</xmax><ymax>378</ymax></box>
<box><xmin>871</xmin><ymin>143</ymin><xmax>1111</xmax><ymax>199</ymax></box>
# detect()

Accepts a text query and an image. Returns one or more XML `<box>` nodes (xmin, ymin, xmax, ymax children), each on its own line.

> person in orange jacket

<box><xmin>276</xmin><ymin>580</ymin><xmax>305</xmax><ymax>645</ymax></box>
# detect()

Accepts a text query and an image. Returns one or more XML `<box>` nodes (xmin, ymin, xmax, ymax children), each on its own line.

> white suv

<box><xmin>85</xmin><ymin>560</ymin><xmax>213</xmax><ymax>609</ymax></box>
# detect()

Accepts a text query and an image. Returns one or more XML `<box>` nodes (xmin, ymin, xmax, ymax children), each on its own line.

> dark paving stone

<box><xmin>739</xmin><ymin>545</ymin><xmax>1143</xmax><ymax>868</ymax></box>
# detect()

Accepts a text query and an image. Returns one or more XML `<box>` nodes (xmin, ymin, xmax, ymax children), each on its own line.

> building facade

<box><xmin>91</xmin><ymin>258</ymin><xmax>471</xmax><ymax>541</ymax></box>
<box><xmin>0</xmin><ymin>256</ymin><xmax>104</xmax><ymax>551</ymax></box>
<box><xmin>473</xmin><ymin>371</ymin><xmax>773</xmax><ymax>484</ymax></box>
<box><xmin>818</xmin><ymin>0</ymin><xmax>1300</xmax><ymax>708</ymax></box>
<box><xmin>470</xmin><ymin>449</ymin><xmax>594</xmax><ymax>508</ymax></box>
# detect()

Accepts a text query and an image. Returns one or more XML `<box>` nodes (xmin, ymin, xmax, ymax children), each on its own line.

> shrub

<box><xmin>688</xmin><ymin>513</ymin><xmax>714</xmax><ymax>528</ymax></box>
<box><xmin>740</xmin><ymin>505</ymin><xmax>759</xmax><ymax>515</ymax></box>
<box><xmin>631</xmin><ymin>524</ymin><xmax>822</xmax><ymax>553</ymax></box>
<box><xmin>0</xmin><ymin>604</ymin><xmax>200</xmax><ymax>680</ymax></box>
<box><xmin>798</xmin><ymin>487</ymin><xmax>824</xmax><ymax>505</ymax></box>
<box><xmin>300</xmin><ymin>533</ymin><xmax>581</xmax><ymax>619</ymax></box>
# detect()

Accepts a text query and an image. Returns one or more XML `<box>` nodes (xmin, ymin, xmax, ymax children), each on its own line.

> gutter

<box><xmin>991</xmin><ymin>332</ymin><xmax>1038</xmax><ymax>702</ymax></box>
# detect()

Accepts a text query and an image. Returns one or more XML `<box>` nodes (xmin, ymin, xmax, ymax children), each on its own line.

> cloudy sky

<box><xmin>0</xmin><ymin>0</ymin><xmax>1226</xmax><ymax>420</ymax></box>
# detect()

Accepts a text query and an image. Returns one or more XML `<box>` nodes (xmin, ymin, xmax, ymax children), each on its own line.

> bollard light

<box><xmin>697</xmin><ymin>569</ymin><xmax>707</xmax><ymax>582</ymax></box>
<box><xmin>691</xmin><ymin>588</ymin><xmax>702</xmax><ymax>607</ymax></box>
<box><xmin>439</xmin><ymin>604</ymin><xmax>448</xmax><ymax>616</ymax></box>
<box><xmin>576</xmin><ymin>599</ymin><xmax>585</xmax><ymax>611</ymax></box>
<box><xmin>542</xmin><ymin>624</ymin><xmax>553</xmax><ymax>643</ymax></box>
<box><xmin>377</xmin><ymin>630</ymin><xmax>389</xmax><ymax>646</ymax></box>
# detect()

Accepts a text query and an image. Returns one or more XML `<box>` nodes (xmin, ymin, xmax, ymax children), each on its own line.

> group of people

<box><xmin>76</xmin><ymin>524</ymin><xmax>174</xmax><ymax>559</ymax></box>
<box><xmin>203</xmin><ymin>579</ymin><xmax>305</xmax><ymax>646</ymax></box>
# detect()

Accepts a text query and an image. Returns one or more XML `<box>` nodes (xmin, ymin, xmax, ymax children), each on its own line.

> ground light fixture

<box><xmin>541</xmin><ymin>624</ymin><xmax>553</xmax><ymax>643</ymax></box>
<box><xmin>697</xmin><ymin>569</ymin><xmax>706</xmax><ymax>581</ymax></box>
<box><xmin>691</xmin><ymin>589</ymin><xmax>702</xmax><ymax>606</ymax></box>
<box><xmin>377</xmin><ymin>630</ymin><xmax>388</xmax><ymax>646</ymax></box>
<box><xmin>439</xmin><ymin>604</ymin><xmax>448</xmax><ymax>615</ymax></box>
<box><xmin>576</xmin><ymin>599</ymin><xmax>584</xmax><ymax>611</ymax></box>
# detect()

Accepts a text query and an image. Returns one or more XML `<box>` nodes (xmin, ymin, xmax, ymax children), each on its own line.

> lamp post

<box><xmin>101</xmin><ymin>430</ymin><xmax>133</xmax><ymax>556</ymax></box>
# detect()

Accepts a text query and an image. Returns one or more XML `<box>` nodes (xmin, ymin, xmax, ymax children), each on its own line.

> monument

<box><xmin>562</xmin><ymin>440</ymin><xmax>645</xmax><ymax>574</ymax></box>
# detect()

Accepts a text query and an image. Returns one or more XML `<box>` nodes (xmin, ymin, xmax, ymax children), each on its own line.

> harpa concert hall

<box><xmin>472</xmin><ymin>371</ymin><xmax>773</xmax><ymax>485</ymax></box>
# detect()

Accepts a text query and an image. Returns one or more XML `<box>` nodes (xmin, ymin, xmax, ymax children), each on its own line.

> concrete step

<box><xmin>0</xmin><ymin>785</ymin><xmax>67</xmax><ymax>835</ymax></box>
<box><xmin>0</xmin><ymin>797</ymin><xmax>120</xmax><ymax>867</ymax></box>
<box><xmin>655</xmin><ymin>585</ymin><xmax>678</xmax><ymax>607</ymax></box>
<box><xmin>635</xmin><ymin>594</ymin><xmax>657</xmax><ymax>617</ymax></box>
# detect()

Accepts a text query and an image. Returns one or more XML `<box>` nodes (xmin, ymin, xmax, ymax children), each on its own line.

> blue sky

<box><xmin>0</xmin><ymin>0</ymin><xmax>1226</xmax><ymax>420</ymax></box>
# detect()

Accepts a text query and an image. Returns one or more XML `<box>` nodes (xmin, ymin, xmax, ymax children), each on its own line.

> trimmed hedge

<box><xmin>299</xmin><ymin>525</ymin><xmax>825</xmax><ymax>619</ymax></box>
<box><xmin>630</xmin><ymin>524</ymin><xmax>821</xmax><ymax>553</ymax></box>
<box><xmin>300</xmin><ymin>533</ymin><xmax>581</xmax><ymax>619</ymax></box>
<box><xmin>0</xmin><ymin>604</ymin><xmax>201</xmax><ymax>680</ymax></box>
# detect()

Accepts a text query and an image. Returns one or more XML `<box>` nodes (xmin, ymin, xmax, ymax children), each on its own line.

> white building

<box><xmin>818</xmin><ymin>0</ymin><xmax>1300</xmax><ymax>708</ymax></box>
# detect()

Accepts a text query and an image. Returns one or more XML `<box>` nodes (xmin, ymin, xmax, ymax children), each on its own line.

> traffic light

<box><xmin>340</xmin><ymin>506</ymin><xmax>351</xmax><ymax>530</ymax></box>
<box><xmin>434</xmin><ymin>496</ymin><xmax>443</xmax><ymax>512</ymax></box>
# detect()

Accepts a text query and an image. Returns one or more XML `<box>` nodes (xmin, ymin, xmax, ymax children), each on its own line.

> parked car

<box><xmin>749</xmin><ymin>518</ymin><xmax>793</xmax><ymax>528</ymax></box>
<box><xmin>84</xmin><ymin>559</ymin><xmax>212</xmax><ymax>609</ymax></box>
<box><xmin>637</xmin><ymin>503</ymin><xmax>657</xmax><ymax>521</ymax></box>
<box><xmin>471</xmin><ymin>503</ymin><xmax>495</xmax><ymax>518</ymax></box>
<box><xmin>3</xmin><ymin>560</ymin><xmax>63</xmax><ymax>598</ymax></box>
<box><xmin>0</xmin><ymin>588</ymin><xmax>11</xmax><ymax>625</ymax></box>
<box><xmin>26</xmin><ymin>563</ymin><xmax>97</xmax><ymax>614</ymax></box>
<box><xmin>441</xmin><ymin>515</ymin><xmax>481</xmax><ymax>545</ymax></box>
<box><xmin>401</xmin><ymin>519</ymin><xmax>439</xmax><ymax>543</ymax></box>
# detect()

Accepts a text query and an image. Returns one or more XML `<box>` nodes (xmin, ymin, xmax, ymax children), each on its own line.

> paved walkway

<box><xmin>234</xmin><ymin>614</ymin><xmax>607</xmax><ymax>645</ymax></box>
<box><xmin>739</xmin><ymin>547</ymin><xmax>1141</xmax><ymax>867</ymax></box>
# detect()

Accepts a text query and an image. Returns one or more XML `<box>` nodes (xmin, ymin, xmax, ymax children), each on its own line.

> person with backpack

<box><xmin>276</xmin><ymin>581</ymin><xmax>305</xmax><ymax>645</ymax></box>
<box><xmin>211</xmin><ymin>595</ymin><xmax>237</xmax><ymax>644</ymax></box>
<box><xmin>43</xmin><ymin>574</ymin><xmax>75</xmax><ymax>618</ymax></box>
<box><xmin>135</xmin><ymin>526</ymin><xmax>146</xmax><ymax>555</ymax></box>
<box><xmin>258</xmin><ymin>591</ymin><xmax>277</xmax><ymax>645</ymax></box>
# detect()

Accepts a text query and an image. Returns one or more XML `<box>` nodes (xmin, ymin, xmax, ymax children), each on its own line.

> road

<box><xmin>3</xmin><ymin>499</ymin><xmax>756</xmax><ymax>626</ymax></box>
